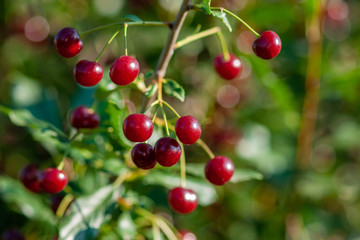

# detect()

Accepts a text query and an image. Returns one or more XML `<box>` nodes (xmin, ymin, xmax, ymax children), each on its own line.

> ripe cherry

<box><xmin>252</xmin><ymin>30</ymin><xmax>281</xmax><ymax>59</ymax></box>
<box><xmin>109</xmin><ymin>55</ymin><xmax>140</xmax><ymax>85</ymax></box>
<box><xmin>131</xmin><ymin>143</ymin><xmax>157</xmax><ymax>169</ymax></box>
<box><xmin>178</xmin><ymin>230</ymin><xmax>197</xmax><ymax>240</ymax></box>
<box><xmin>54</xmin><ymin>27</ymin><xmax>83</xmax><ymax>58</ymax></box>
<box><xmin>123</xmin><ymin>113</ymin><xmax>153</xmax><ymax>142</ymax></box>
<box><xmin>39</xmin><ymin>168</ymin><xmax>68</xmax><ymax>194</ymax></box>
<box><xmin>70</xmin><ymin>106</ymin><xmax>100</xmax><ymax>129</ymax></box>
<box><xmin>213</xmin><ymin>53</ymin><xmax>242</xmax><ymax>80</ymax></box>
<box><xmin>168</xmin><ymin>187</ymin><xmax>198</xmax><ymax>214</ymax></box>
<box><xmin>175</xmin><ymin>115</ymin><xmax>201</xmax><ymax>145</ymax></box>
<box><xmin>73</xmin><ymin>60</ymin><xmax>103</xmax><ymax>87</ymax></box>
<box><xmin>154</xmin><ymin>137</ymin><xmax>182</xmax><ymax>167</ymax></box>
<box><xmin>205</xmin><ymin>156</ymin><xmax>234</xmax><ymax>185</ymax></box>
<box><xmin>19</xmin><ymin>164</ymin><xmax>41</xmax><ymax>193</ymax></box>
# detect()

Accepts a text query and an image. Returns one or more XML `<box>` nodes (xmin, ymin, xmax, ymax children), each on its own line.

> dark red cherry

<box><xmin>109</xmin><ymin>55</ymin><xmax>140</xmax><ymax>85</ymax></box>
<box><xmin>168</xmin><ymin>187</ymin><xmax>197</xmax><ymax>214</ymax></box>
<box><xmin>175</xmin><ymin>115</ymin><xmax>201</xmax><ymax>145</ymax></box>
<box><xmin>39</xmin><ymin>168</ymin><xmax>68</xmax><ymax>194</ymax></box>
<box><xmin>205</xmin><ymin>156</ymin><xmax>234</xmax><ymax>185</ymax></box>
<box><xmin>54</xmin><ymin>27</ymin><xmax>83</xmax><ymax>58</ymax></box>
<box><xmin>70</xmin><ymin>106</ymin><xmax>100</xmax><ymax>129</ymax></box>
<box><xmin>19</xmin><ymin>164</ymin><xmax>41</xmax><ymax>193</ymax></box>
<box><xmin>252</xmin><ymin>30</ymin><xmax>281</xmax><ymax>59</ymax></box>
<box><xmin>213</xmin><ymin>53</ymin><xmax>242</xmax><ymax>80</ymax></box>
<box><xmin>131</xmin><ymin>143</ymin><xmax>157</xmax><ymax>169</ymax></box>
<box><xmin>73</xmin><ymin>60</ymin><xmax>103</xmax><ymax>87</ymax></box>
<box><xmin>154</xmin><ymin>137</ymin><xmax>182</xmax><ymax>167</ymax></box>
<box><xmin>178</xmin><ymin>230</ymin><xmax>197</xmax><ymax>240</ymax></box>
<box><xmin>123</xmin><ymin>113</ymin><xmax>153</xmax><ymax>142</ymax></box>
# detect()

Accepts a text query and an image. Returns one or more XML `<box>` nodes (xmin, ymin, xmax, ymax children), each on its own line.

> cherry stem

<box><xmin>174</xmin><ymin>26</ymin><xmax>230</xmax><ymax>60</ymax></box>
<box><xmin>80</xmin><ymin>21</ymin><xmax>172</xmax><ymax>36</ymax></box>
<box><xmin>143</xmin><ymin>100</ymin><xmax>160</xmax><ymax>114</ymax></box>
<box><xmin>179</xmin><ymin>142</ymin><xmax>186</xmax><ymax>188</ymax></box>
<box><xmin>124</xmin><ymin>23</ymin><xmax>128</xmax><ymax>56</ymax></box>
<box><xmin>135</xmin><ymin>208</ymin><xmax>178</xmax><ymax>240</ymax></box>
<box><xmin>55</xmin><ymin>194</ymin><xmax>74</xmax><ymax>218</ymax></box>
<box><xmin>95</xmin><ymin>27</ymin><xmax>122</xmax><ymax>62</ymax></box>
<box><xmin>162</xmin><ymin>100</ymin><xmax>181</xmax><ymax>118</ymax></box>
<box><xmin>161</xmin><ymin>107</ymin><xmax>170</xmax><ymax>136</ymax></box>
<box><xmin>196</xmin><ymin>138</ymin><xmax>215</xmax><ymax>159</ymax></box>
<box><xmin>57</xmin><ymin>131</ymin><xmax>80</xmax><ymax>170</ymax></box>
<box><xmin>153</xmin><ymin>224</ymin><xmax>161</xmax><ymax>240</ymax></box>
<box><xmin>211</xmin><ymin>7</ymin><xmax>260</xmax><ymax>37</ymax></box>
<box><xmin>152</xmin><ymin>106</ymin><xmax>159</xmax><ymax>123</ymax></box>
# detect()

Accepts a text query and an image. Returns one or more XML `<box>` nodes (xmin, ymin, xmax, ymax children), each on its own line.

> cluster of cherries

<box><xmin>19</xmin><ymin>25</ymin><xmax>281</xmax><ymax>217</ymax></box>
<box><xmin>20</xmin><ymin>164</ymin><xmax>68</xmax><ymax>194</ymax></box>
<box><xmin>54</xmin><ymin>27</ymin><xmax>281</xmax><ymax>88</ymax></box>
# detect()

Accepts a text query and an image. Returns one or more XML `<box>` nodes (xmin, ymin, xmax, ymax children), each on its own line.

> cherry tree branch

<box><xmin>155</xmin><ymin>0</ymin><xmax>192</xmax><ymax>78</ymax></box>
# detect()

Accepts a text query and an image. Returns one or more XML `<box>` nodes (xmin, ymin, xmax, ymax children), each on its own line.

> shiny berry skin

<box><xmin>168</xmin><ymin>187</ymin><xmax>198</xmax><ymax>214</ymax></box>
<box><xmin>73</xmin><ymin>60</ymin><xmax>103</xmax><ymax>87</ymax></box>
<box><xmin>70</xmin><ymin>106</ymin><xmax>100</xmax><ymax>129</ymax></box>
<box><xmin>131</xmin><ymin>143</ymin><xmax>157</xmax><ymax>169</ymax></box>
<box><xmin>54</xmin><ymin>27</ymin><xmax>83</xmax><ymax>58</ymax></box>
<box><xmin>19</xmin><ymin>164</ymin><xmax>41</xmax><ymax>193</ymax></box>
<box><xmin>123</xmin><ymin>113</ymin><xmax>153</xmax><ymax>142</ymax></box>
<box><xmin>178</xmin><ymin>230</ymin><xmax>197</xmax><ymax>240</ymax></box>
<box><xmin>175</xmin><ymin>115</ymin><xmax>201</xmax><ymax>145</ymax></box>
<box><xmin>252</xmin><ymin>30</ymin><xmax>281</xmax><ymax>60</ymax></box>
<box><xmin>39</xmin><ymin>168</ymin><xmax>68</xmax><ymax>194</ymax></box>
<box><xmin>205</xmin><ymin>156</ymin><xmax>234</xmax><ymax>185</ymax></box>
<box><xmin>213</xmin><ymin>53</ymin><xmax>242</xmax><ymax>80</ymax></box>
<box><xmin>109</xmin><ymin>55</ymin><xmax>140</xmax><ymax>85</ymax></box>
<box><xmin>154</xmin><ymin>137</ymin><xmax>182</xmax><ymax>167</ymax></box>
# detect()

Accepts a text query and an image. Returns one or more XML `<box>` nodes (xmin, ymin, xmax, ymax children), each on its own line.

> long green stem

<box><xmin>80</xmin><ymin>21</ymin><xmax>171</xmax><ymax>36</ymax></box>
<box><xmin>57</xmin><ymin>131</ymin><xmax>80</xmax><ymax>170</ymax></box>
<box><xmin>95</xmin><ymin>27</ymin><xmax>122</xmax><ymax>62</ymax></box>
<box><xmin>161</xmin><ymin>107</ymin><xmax>170</xmax><ymax>136</ymax></box>
<box><xmin>124</xmin><ymin>23</ymin><xmax>128</xmax><ymax>56</ymax></box>
<box><xmin>211</xmin><ymin>7</ymin><xmax>260</xmax><ymax>37</ymax></box>
<box><xmin>56</xmin><ymin>194</ymin><xmax>74</xmax><ymax>218</ymax></box>
<box><xmin>143</xmin><ymin>100</ymin><xmax>160</xmax><ymax>114</ymax></box>
<box><xmin>197</xmin><ymin>138</ymin><xmax>215</xmax><ymax>159</ymax></box>
<box><xmin>175</xmin><ymin>26</ymin><xmax>230</xmax><ymax>60</ymax></box>
<box><xmin>162</xmin><ymin>100</ymin><xmax>181</xmax><ymax>118</ymax></box>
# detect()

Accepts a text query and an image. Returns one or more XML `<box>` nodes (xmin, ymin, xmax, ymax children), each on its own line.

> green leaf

<box><xmin>145</xmin><ymin>84</ymin><xmax>157</xmax><ymax>98</ymax></box>
<box><xmin>211</xmin><ymin>10</ymin><xmax>233</xmax><ymax>32</ymax></box>
<box><xmin>201</xmin><ymin>0</ymin><xmax>211</xmax><ymax>14</ymax></box>
<box><xmin>143</xmin><ymin>171</ymin><xmax>217</xmax><ymax>206</ymax></box>
<box><xmin>123</xmin><ymin>14</ymin><xmax>143</xmax><ymax>23</ymax></box>
<box><xmin>163</xmin><ymin>79</ymin><xmax>185</xmax><ymax>102</ymax></box>
<box><xmin>59</xmin><ymin>185</ymin><xmax>114</xmax><ymax>240</ymax></box>
<box><xmin>0</xmin><ymin>176</ymin><xmax>57</xmax><ymax>226</ymax></box>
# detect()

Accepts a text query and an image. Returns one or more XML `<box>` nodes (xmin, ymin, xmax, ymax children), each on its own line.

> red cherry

<box><xmin>213</xmin><ymin>53</ymin><xmax>242</xmax><ymax>80</ymax></box>
<box><xmin>54</xmin><ymin>27</ymin><xmax>83</xmax><ymax>58</ymax></box>
<box><xmin>175</xmin><ymin>115</ymin><xmax>201</xmax><ymax>145</ymax></box>
<box><xmin>109</xmin><ymin>55</ymin><xmax>140</xmax><ymax>85</ymax></box>
<box><xmin>39</xmin><ymin>168</ymin><xmax>68</xmax><ymax>194</ymax></box>
<box><xmin>123</xmin><ymin>113</ymin><xmax>153</xmax><ymax>142</ymax></box>
<box><xmin>73</xmin><ymin>60</ymin><xmax>103</xmax><ymax>87</ymax></box>
<box><xmin>178</xmin><ymin>230</ymin><xmax>197</xmax><ymax>240</ymax></box>
<box><xmin>19</xmin><ymin>164</ymin><xmax>41</xmax><ymax>193</ymax></box>
<box><xmin>252</xmin><ymin>30</ymin><xmax>281</xmax><ymax>60</ymax></box>
<box><xmin>70</xmin><ymin>106</ymin><xmax>100</xmax><ymax>129</ymax></box>
<box><xmin>131</xmin><ymin>143</ymin><xmax>157</xmax><ymax>169</ymax></box>
<box><xmin>154</xmin><ymin>137</ymin><xmax>182</xmax><ymax>167</ymax></box>
<box><xmin>205</xmin><ymin>156</ymin><xmax>234</xmax><ymax>185</ymax></box>
<box><xmin>168</xmin><ymin>187</ymin><xmax>198</xmax><ymax>214</ymax></box>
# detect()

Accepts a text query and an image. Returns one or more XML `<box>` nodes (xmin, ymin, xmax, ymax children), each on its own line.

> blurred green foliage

<box><xmin>1</xmin><ymin>0</ymin><xmax>360</xmax><ymax>239</ymax></box>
